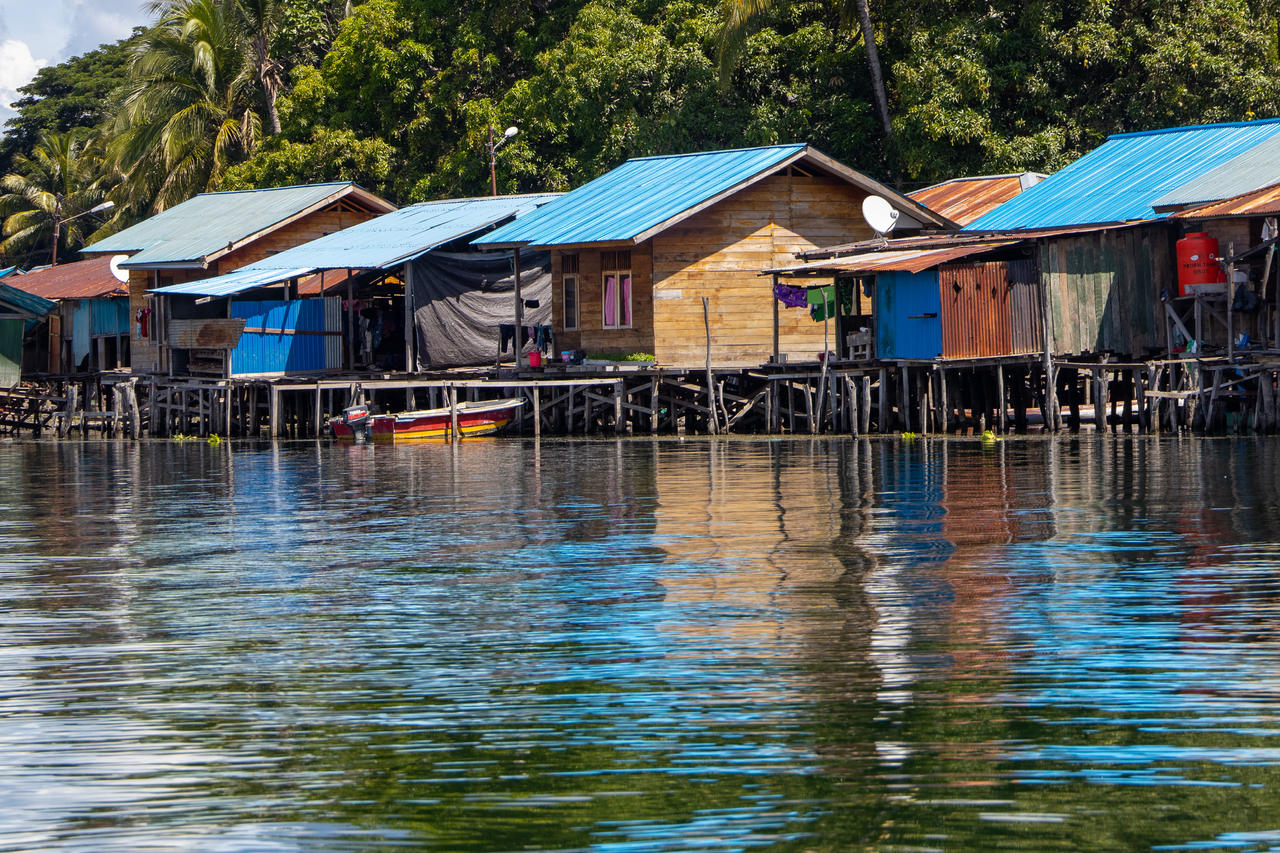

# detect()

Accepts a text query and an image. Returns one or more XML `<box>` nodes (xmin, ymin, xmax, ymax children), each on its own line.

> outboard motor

<box><xmin>340</xmin><ymin>404</ymin><xmax>372</xmax><ymax>443</ymax></box>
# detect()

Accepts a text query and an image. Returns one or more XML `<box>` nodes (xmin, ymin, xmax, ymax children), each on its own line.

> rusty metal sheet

<box><xmin>939</xmin><ymin>262</ymin><xmax>1013</xmax><ymax>359</ymax></box>
<box><xmin>167</xmin><ymin>318</ymin><xmax>246</xmax><ymax>349</ymax></box>
<box><xmin>1008</xmin><ymin>260</ymin><xmax>1044</xmax><ymax>354</ymax></box>
<box><xmin>909</xmin><ymin>176</ymin><xmax>1033</xmax><ymax>227</ymax></box>
<box><xmin>1172</xmin><ymin>182</ymin><xmax>1280</xmax><ymax>219</ymax></box>
<box><xmin>774</xmin><ymin>242</ymin><xmax>1018</xmax><ymax>276</ymax></box>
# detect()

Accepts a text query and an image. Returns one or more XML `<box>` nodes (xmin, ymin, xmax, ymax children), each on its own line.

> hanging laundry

<box><xmin>773</xmin><ymin>282</ymin><xmax>808</xmax><ymax>309</ymax></box>
<box><xmin>808</xmin><ymin>285</ymin><xmax>836</xmax><ymax>322</ymax></box>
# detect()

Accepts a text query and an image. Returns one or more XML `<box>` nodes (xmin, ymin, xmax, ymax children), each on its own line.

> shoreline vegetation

<box><xmin>3</xmin><ymin>0</ymin><xmax>1280</xmax><ymax>270</ymax></box>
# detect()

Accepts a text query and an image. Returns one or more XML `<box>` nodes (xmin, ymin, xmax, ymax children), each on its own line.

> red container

<box><xmin>527</xmin><ymin>350</ymin><xmax>542</xmax><ymax>368</ymax></box>
<box><xmin>1177</xmin><ymin>232</ymin><xmax>1227</xmax><ymax>296</ymax></box>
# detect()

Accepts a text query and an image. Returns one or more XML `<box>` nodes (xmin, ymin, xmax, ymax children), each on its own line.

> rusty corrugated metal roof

<box><xmin>1172</xmin><ymin>183</ymin><xmax>1280</xmax><ymax>219</ymax></box>
<box><xmin>909</xmin><ymin>174</ymin><xmax>1044</xmax><ymax>227</ymax></box>
<box><xmin>773</xmin><ymin>242</ymin><xmax>1018</xmax><ymax>276</ymax></box>
<box><xmin>9</xmin><ymin>256</ymin><xmax>127</xmax><ymax>300</ymax></box>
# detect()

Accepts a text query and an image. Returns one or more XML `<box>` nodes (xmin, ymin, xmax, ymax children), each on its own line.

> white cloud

<box><xmin>0</xmin><ymin>39</ymin><xmax>46</xmax><ymax>122</ymax></box>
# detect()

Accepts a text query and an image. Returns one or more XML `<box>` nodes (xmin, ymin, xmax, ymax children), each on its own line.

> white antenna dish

<box><xmin>862</xmin><ymin>195</ymin><xmax>900</xmax><ymax>237</ymax></box>
<box><xmin>109</xmin><ymin>255</ymin><xmax>130</xmax><ymax>283</ymax></box>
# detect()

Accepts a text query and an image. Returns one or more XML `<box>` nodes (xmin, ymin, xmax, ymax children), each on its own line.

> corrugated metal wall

<box><xmin>1039</xmin><ymin>225</ymin><xmax>1172</xmax><ymax>356</ymax></box>
<box><xmin>875</xmin><ymin>271</ymin><xmax>942</xmax><ymax>360</ymax></box>
<box><xmin>229</xmin><ymin>297</ymin><xmax>341</xmax><ymax>374</ymax></box>
<box><xmin>938</xmin><ymin>263</ymin><xmax>1013</xmax><ymax>358</ymax></box>
<box><xmin>1007</xmin><ymin>260</ymin><xmax>1043</xmax><ymax>354</ymax></box>
<box><xmin>90</xmin><ymin>297</ymin><xmax>129</xmax><ymax>337</ymax></box>
<box><xmin>0</xmin><ymin>319</ymin><xmax>21</xmax><ymax>386</ymax></box>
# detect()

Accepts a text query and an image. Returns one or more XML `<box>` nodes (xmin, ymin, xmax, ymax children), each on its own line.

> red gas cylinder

<box><xmin>1177</xmin><ymin>232</ymin><xmax>1227</xmax><ymax>297</ymax></box>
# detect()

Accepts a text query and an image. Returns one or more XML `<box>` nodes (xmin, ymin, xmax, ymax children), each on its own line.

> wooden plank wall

<box><xmin>550</xmin><ymin>246</ymin><xmax>655</xmax><ymax>358</ymax></box>
<box><xmin>127</xmin><ymin>204</ymin><xmax>381</xmax><ymax>373</ymax></box>
<box><xmin>645</xmin><ymin>173</ymin><xmax>873</xmax><ymax>366</ymax></box>
<box><xmin>1040</xmin><ymin>224</ymin><xmax>1173</xmax><ymax>357</ymax></box>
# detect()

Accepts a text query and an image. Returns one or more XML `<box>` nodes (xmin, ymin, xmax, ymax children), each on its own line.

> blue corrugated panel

<box><xmin>86</xmin><ymin>183</ymin><xmax>383</xmax><ymax>266</ymax></box>
<box><xmin>0</xmin><ymin>282</ymin><xmax>56</xmax><ymax>319</ymax></box>
<box><xmin>966</xmin><ymin>119</ymin><xmax>1280</xmax><ymax>231</ymax></box>
<box><xmin>473</xmin><ymin>145</ymin><xmax>808</xmax><ymax>247</ymax></box>
<box><xmin>1153</xmin><ymin>134</ymin><xmax>1280</xmax><ymax>209</ymax></box>
<box><xmin>90</xmin><ymin>297</ymin><xmax>129</xmax><ymax>336</ymax></box>
<box><xmin>236</xmin><ymin>194</ymin><xmax>561</xmax><ymax>271</ymax></box>
<box><xmin>230</xmin><ymin>298</ymin><xmax>333</xmax><ymax>374</ymax></box>
<box><xmin>875</xmin><ymin>271</ymin><xmax>942</xmax><ymax>360</ymax></box>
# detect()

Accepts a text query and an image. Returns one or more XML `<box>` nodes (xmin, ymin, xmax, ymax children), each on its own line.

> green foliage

<box><xmin>219</xmin><ymin>127</ymin><xmax>396</xmax><ymax>190</ymax></box>
<box><xmin>0</xmin><ymin>132</ymin><xmax>113</xmax><ymax>267</ymax></box>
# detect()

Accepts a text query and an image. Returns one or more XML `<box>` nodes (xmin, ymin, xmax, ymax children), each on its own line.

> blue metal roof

<box><xmin>965</xmin><ymin>118</ymin><xmax>1280</xmax><ymax>231</ymax></box>
<box><xmin>236</xmin><ymin>193</ymin><xmax>560</xmax><ymax>271</ymax></box>
<box><xmin>150</xmin><ymin>266</ymin><xmax>317</xmax><ymax>298</ymax></box>
<box><xmin>0</xmin><ymin>266</ymin><xmax>21</xmax><ymax>279</ymax></box>
<box><xmin>1153</xmin><ymin>133</ymin><xmax>1280</xmax><ymax>209</ymax></box>
<box><xmin>473</xmin><ymin>145</ymin><xmax>812</xmax><ymax>247</ymax></box>
<box><xmin>85</xmin><ymin>183</ymin><xmax>392</xmax><ymax>267</ymax></box>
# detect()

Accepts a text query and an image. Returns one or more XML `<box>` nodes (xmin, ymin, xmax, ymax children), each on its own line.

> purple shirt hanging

<box><xmin>773</xmin><ymin>282</ymin><xmax>808</xmax><ymax>309</ymax></box>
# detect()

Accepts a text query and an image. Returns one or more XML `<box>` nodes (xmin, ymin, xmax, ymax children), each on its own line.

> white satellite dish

<box><xmin>862</xmin><ymin>195</ymin><xmax>900</xmax><ymax>237</ymax></box>
<box><xmin>109</xmin><ymin>255</ymin><xmax>130</xmax><ymax>283</ymax></box>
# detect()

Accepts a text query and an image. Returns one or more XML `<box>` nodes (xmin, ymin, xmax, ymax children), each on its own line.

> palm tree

<box><xmin>237</xmin><ymin>0</ymin><xmax>285</xmax><ymax>135</ymax></box>
<box><xmin>0</xmin><ymin>132</ymin><xmax>112</xmax><ymax>267</ymax></box>
<box><xmin>718</xmin><ymin>0</ymin><xmax>892</xmax><ymax>139</ymax></box>
<box><xmin>112</xmin><ymin>0</ymin><xmax>262</xmax><ymax>212</ymax></box>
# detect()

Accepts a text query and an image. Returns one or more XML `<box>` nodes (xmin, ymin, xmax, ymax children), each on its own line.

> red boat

<box><xmin>330</xmin><ymin>398</ymin><xmax>525</xmax><ymax>442</ymax></box>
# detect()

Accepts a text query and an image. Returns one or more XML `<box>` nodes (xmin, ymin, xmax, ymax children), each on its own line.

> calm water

<box><xmin>4</xmin><ymin>435</ymin><xmax>1280</xmax><ymax>851</ymax></box>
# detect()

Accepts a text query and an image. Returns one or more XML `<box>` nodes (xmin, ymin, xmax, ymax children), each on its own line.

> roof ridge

<box><xmin>197</xmin><ymin>181</ymin><xmax>356</xmax><ymax>197</ymax></box>
<box><xmin>626</xmin><ymin>143</ymin><xmax>806</xmax><ymax>163</ymax></box>
<box><xmin>1110</xmin><ymin>117</ymin><xmax>1280</xmax><ymax>140</ymax></box>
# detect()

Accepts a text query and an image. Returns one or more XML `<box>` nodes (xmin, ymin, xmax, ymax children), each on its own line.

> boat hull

<box><xmin>330</xmin><ymin>398</ymin><xmax>524</xmax><ymax>442</ymax></box>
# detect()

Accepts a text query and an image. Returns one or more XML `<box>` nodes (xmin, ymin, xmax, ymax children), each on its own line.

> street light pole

<box><xmin>50</xmin><ymin>199</ymin><xmax>115</xmax><ymax>266</ymax></box>
<box><xmin>488</xmin><ymin>125</ymin><xmax>518</xmax><ymax>196</ymax></box>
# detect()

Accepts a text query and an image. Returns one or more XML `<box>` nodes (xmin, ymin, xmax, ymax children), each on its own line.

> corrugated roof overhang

<box><xmin>149</xmin><ymin>266</ymin><xmax>317</xmax><ymax>297</ymax></box>
<box><xmin>771</xmin><ymin>242</ymin><xmax>1018</xmax><ymax>276</ymax></box>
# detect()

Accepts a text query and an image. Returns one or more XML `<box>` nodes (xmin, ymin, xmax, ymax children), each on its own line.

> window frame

<box><xmin>600</xmin><ymin>250</ymin><xmax>632</xmax><ymax>330</ymax></box>
<box><xmin>562</xmin><ymin>254</ymin><xmax>579</xmax><ymax>331</ymax></box>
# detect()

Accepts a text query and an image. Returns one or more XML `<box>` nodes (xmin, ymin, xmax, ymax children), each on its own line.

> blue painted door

<box><xmin>875</xmin><ymin>271</ymin><xmax>942</xmax><ymax>360</ymax></box>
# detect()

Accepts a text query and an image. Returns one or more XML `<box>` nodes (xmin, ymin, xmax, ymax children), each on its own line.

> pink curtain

<box><xmin>604</xmin><ymin>274</ymin><xmax>617</xmax><ymax>326</ymax></box>
<box><xmin>621</xmin><ymin>274</ymin><xmax>632</xmax><ymax>326</ymax></box>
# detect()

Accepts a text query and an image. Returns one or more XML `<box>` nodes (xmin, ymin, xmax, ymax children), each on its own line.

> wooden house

<box><xmin>82</xmin><ymin>182</ymin><xmax>395</xmax><ymax>375</ymax></box>
<box><xmin>473</xmin><ymin>145</ymin><xmax>953</xmax><ymax>367</ymax></box>
<box><xmin>142</xmin><ymin>194</ymin><xmax>561</xmax><ymax>373</ymax></box>
<box><xmin>783</xmin><ymin>119</ymin><xmax>1280</xmax><ymax>365</ymax></box>
<box><xmin>7</xmin><ymin>256</ymin><xmax>131</xmax><ymax>372</ymax></box>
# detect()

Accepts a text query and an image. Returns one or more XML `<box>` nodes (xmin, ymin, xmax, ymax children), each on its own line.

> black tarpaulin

<box><xmin>410</xmin><ymin>250</ymin><xmax>552</xmax><ymax>368</ymax></box>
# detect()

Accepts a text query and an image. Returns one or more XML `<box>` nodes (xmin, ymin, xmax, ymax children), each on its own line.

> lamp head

<box><xmin>503</xmin><ymin>126</ymin><xmax>519</xmax><ymax>139</ymax></box>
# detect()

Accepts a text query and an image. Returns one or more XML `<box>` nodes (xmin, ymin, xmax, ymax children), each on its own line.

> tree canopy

<box><xmin>2</xmin><ymin>0</ymin><xmax>1280</xmax><ymax>266</ymax></box>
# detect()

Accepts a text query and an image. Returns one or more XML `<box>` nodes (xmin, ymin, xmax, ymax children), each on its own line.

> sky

<box><xmin>0</xmin><ymin>0</ymin><xmax>151</xmax><ymax>125</ymax></box>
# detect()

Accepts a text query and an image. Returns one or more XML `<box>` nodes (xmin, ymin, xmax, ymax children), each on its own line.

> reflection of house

<box><xmin>157</xmin><ymin>194</ymin><xmax>561</xmax><ymax>371</ymax></box>
<box><xmin>82</xmin><ymin>182</ymin><xmax>395</xmax><ymax>376</ymax></box>
<box><xmin>475</xmin><ymin>145</ymin><xmax>953</xmax><ymax>367</ymax></box>
<box><xmin>7</xmin><ymin>256</ymin><xmax>131</xmax><ymax>372</ymax></box>
<box><xmin>0</xmin><ymin>282</ymin><xmax>56</xmax><ymax>386</ymax></box>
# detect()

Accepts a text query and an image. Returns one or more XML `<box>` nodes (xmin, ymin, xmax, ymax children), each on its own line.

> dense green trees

<box><xmin>2</xmin><ymin>0</ymin><xmax>1280</xmax><ymax>267</ymax></box>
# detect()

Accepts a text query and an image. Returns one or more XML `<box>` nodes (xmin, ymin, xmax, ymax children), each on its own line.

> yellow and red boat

<box><xmin>329</xmin><ymin>398</ymin><xmax>524</xmax><ymax>442</ymax></box>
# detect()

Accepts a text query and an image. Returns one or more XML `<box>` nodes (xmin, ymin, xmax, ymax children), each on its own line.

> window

<box><xmin>601</xmin><ymin>250</ymin><xmax>632</xmax><ymax>329</ymax></box>
<box><xmin>562</xmin><ymin>254</ymin><xmax>579</xmax><ymax>331</ymax></box>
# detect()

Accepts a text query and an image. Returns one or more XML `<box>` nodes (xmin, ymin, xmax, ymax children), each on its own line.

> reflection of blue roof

<box><xmin>85</xmin><ymin>183</ymin><xmax>393</xmax><ymax>267</ymax></box>
<box><xmin>474</xmin><ymin>144</ymin><xmax>949</xmax><ymax>247</ymax></box>
<box><xmin>966</xmin><ymin>119</ymin><xmax>1280</xmax><ymax>231</ymax></box>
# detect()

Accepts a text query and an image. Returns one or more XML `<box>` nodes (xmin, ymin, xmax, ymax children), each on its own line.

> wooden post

<box><xmin>533</xmin><ymin>386</ymin><xmax>541</xmax><ymax>438</ymax></box>
<box><xmin>449</xmin><ymin>384</ymin><xmax>460</xmax><ymax>441</ymax></box>
<box><xmin>771</xmin><ymin>273</ymin><xmax>780</xmax><ymax>364</ymax></box>
<box><xmin>614</xmin><ymin>379</ymin><xmax>624</xmax><ymax>435</ymax></box>
<box><xmin>513</xmin><ymin>247</ymin><xmax>524</xmax><ymax>370</ymax></box>
<box><xmin>996</xmin><ymin>364</ymin><xmax>1006</xmax><ymax>433</ymax></box>
<box><xmin>702</xmin><ymin>297</ymin><xmax>718</xmax><ymax>435</ymax></box>
<box><xmin>848</xmin><ymin>377</ymin><xmax>858</xmax><ymax>436</ymax></box>
<box><xmin>861</xmin><ymin>375</ymin><xmax>871</xmax><ymax>435</ymax></box>
<box><xmin>900</xmin><ymin>366</ymin><xmax>910</xmax><ymax>432</ymax></box>
<box><xmin>650</xmin><ymin>374</ymin><xmax>659</xmax><ymax>433</ymax></box>
<box><xmin>269</xmin><ymin>384</ymin><xmax>280</xmax><ymax>438</ymax></box>
<box><xmin>346</xmin><ymin>273</ymin><xmax>355</xmax><ymax>370</ymax></box>
<box><xmin>1227</xmin><ymin>246</ymin><xmax>1235</xmax><ymax>361</ymax></box>
<box><xmin>314</xmin><ymin>386</ymin><xmax>323</xmax><ymax>439</ymax></box>
<box><xmin>878</xmin><ymin>368</ymin><xmax>888</xmax><ymax>433</ymax></box>
<box><xmin>403</xmin><ymin>261</ymin><xmax>415</xmax><ymax>372</ymax></box>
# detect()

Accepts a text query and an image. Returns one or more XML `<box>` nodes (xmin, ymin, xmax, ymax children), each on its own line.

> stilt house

<box><xmin>82</xmin><ymin>183</ymin><xmax>395</xmax><ymax>376</ymax></box>
<box><xmin>472</xmin><ymin>144</ymin><xmax>953</xmax><ymax>367</ymax></box>
<box><xmin>6</xmin><ymin>256</ymin><xmax>131</xmax><ymax>372</ymax></box>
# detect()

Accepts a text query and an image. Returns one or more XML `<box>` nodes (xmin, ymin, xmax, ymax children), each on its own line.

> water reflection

<box><xmin>4</xmin><ymin>437</ymin><xmax>1280</xmax><ymax>850</ymax></box>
